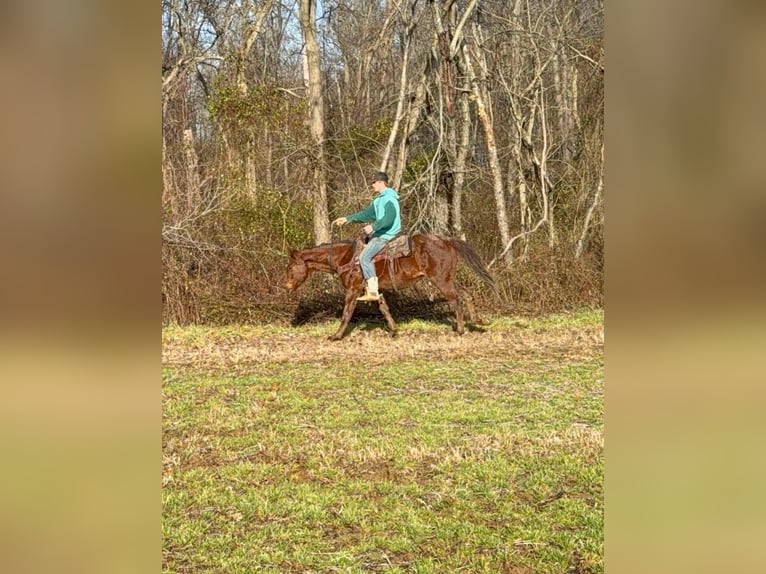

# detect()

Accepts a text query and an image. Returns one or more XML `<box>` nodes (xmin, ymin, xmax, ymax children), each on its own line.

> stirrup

<box><xmin>357</xmin><ymin>291</ymin><xmax>381</xmax><ymax>302</ymax></box>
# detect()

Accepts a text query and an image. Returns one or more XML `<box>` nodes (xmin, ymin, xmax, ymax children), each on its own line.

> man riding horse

<box><xmin>332</xmin><ymin>171</ymin><xmax>401</xmax><ymax>302</ymax></box>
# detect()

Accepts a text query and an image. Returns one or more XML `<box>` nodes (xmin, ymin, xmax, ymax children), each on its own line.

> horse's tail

<box><xmin>450</xmin><ymin>238</ymin><xmax>498</xmax><ymax>296</ymax></box>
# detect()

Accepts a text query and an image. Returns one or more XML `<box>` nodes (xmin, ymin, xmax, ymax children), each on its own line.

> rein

<box><xmin>328</xmin><ymin>225</ymin><xmax>352</xmax><ymax>275</ymax></box>
<box><xmin>327</xmin><ymin>227</ymin><xmax>369</xmax><ymax>276</ymax></box>
<box><xmin>329</xmin><ymin>226</ymin><xmax>337</xmax><ymax>273</ymax></box>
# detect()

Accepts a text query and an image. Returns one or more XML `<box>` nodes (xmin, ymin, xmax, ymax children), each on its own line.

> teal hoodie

<box><xmin>346</xmin><ymin>187</ymin><xmax>401</xmax><ymax>240</ymax></box>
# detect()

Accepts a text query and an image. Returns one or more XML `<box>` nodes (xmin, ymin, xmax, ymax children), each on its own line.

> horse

<box><xmin>284</xmin><ymin>233</ymin><xmax>497</xmax><ymax>340</ymax></box>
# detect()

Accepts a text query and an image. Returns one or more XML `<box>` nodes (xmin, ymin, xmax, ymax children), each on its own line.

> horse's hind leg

<box><xmin>431</xmin><ymin>281</ymin><xmax>465</xmax><ymax>335</ymax></box>
<box><xmin>377</xmin><ymin>295</ymin><xmax>398</xmax><ymax>337</ymax></box>
<box><xmin>458</xmin><ymin>286</ymin><xmax>486</xmax><ymax>325</ymax></box>
<box><xmin>448</xmin><ymin>292</ymin><xmax>465</xmax><ymax>334</ymax></box>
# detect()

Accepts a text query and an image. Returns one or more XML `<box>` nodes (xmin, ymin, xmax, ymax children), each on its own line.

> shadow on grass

<box><xmin>290</xmin><ymin>290</ymin><xmax>488</xmax><ymax>334</ymax></box>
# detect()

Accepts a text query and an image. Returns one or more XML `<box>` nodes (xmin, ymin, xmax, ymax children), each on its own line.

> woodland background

<box><xmin>161</xmin><ymin>0</ymin><xmax>604</xmax><ymax>324</ymax></box>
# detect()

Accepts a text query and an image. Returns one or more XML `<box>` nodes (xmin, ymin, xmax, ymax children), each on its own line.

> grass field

<box><xmin>162</xmin><ymin>309</ymin><xmax>603</xmax><ymax>573</ymax></box>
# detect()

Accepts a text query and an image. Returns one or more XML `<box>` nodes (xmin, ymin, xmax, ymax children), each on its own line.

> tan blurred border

<box><xmin>0</xmin><ymin>1</ymin><xmax>158</xmax><ymax>573</ymax></box>
<box><xmin>608</xmin><ymin>1</ymin><xmax>766</xmax><ymax>573</ymax></box>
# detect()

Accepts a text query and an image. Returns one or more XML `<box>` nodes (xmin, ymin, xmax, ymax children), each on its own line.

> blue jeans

<box><xmin>359</xmin><ymin>236</ymin><xmax>388</xmax><ymax>279</ymax></box>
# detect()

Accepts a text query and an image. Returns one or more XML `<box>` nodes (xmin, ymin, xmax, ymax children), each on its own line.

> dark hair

<box><xmin>371</xmin><ymin>171</ymin><xmax>388</xmax><ymax>183</ymax></box>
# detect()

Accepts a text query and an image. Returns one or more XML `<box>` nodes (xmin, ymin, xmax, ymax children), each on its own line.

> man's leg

<box><xmin>358</xmin><ymin>237</ymin><xmax>387</xmax><ymax>300</ymax></box>
<box><xmin>358</xmin><ymin>236</ymin><xmax>388</xmax><ymax>279</ymax></box>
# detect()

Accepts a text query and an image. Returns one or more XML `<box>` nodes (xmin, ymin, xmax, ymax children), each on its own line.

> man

<box><xmin>332</xmin><ymin>171</ymin><xmax>401</xmax><ymax>301</ymax></box>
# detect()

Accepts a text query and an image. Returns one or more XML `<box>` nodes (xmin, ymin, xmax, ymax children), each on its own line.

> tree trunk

<box><xmin>433</xmin><ymin>169</ymin><xmax>450</xmax><ymax>235</ymax></box>
<box><xmin>392</xmin><ymin>76</ymin><xmax>427</xmax><ymax>190</ymax></box>
<box><xmin>380</xmin><ymin>15</ymin><xmax>415</xmax><ymax>174</ymax></box>
<box><xmin>426</xmin><ymin>1</ymin><xmax>453</xmax><ymax>236</ymax></box>
<box><xmin>265</xmin><ymin>129</ymin><xmax>273</xmax><ymax>188</ymax></box>
<box><xmin>575</xmin><ymin>142</ymin><xmax>604</xmax><ymax>258</ymax></box>
<box><xmin>460</xmin><ymin>37</ymin><xmax>512</xmax><ymax>264</ymax></box>
<box><xmin>182</xmin><ymin>128</ymin><xmax>200</xmax><ymax>214</ymax></box>
<box><xmin>447</xmin><ymin>0</ymin><xmax>479</xmax><ymax>241</ymax></box>
<box><xmin>236</xmin><ymin>0</ymin><xmax>276</xmax><ymax>93</ymax></box>
<box><xmin>430</xmin><ymin>0</ymin><xmax>478</xmax><ymax>239</ymax></box>
<box><xmin>162</xmin><ymin>130</ymin><xmax>176</xmax><ymax>213</ymax></box>
<box><xmin>299</xmin><ymin>0</ymin><xmax>330</xmax><ymax>245</ymax></box>
<box><xmin>451</xmin><ymin>81</ymin><xmax>471</xmax><ymax>240</ymax></box>
<box><xmin>551</xmin><ymin>46</ymin><xmax>571</xmax><ymax>164</ymax></box>
<box><xmin>538</xmin><ymin>83</ymin><xmax>557</xmax><ymax>248</ymax></box>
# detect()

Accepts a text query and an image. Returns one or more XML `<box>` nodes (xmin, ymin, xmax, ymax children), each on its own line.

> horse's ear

<box><xmin>288</xmin><ymin>248</ymin><xmax>298</xmax><ymax>259</ymax></box>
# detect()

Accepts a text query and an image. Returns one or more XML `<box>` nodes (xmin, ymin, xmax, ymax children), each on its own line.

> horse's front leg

<box><xmin>377</xmin><ymin>295</ymin><xmax>398</xmax><ymax>337</ymax></box>
<box><xmin>329</xmin><ymin>287</ymin><xmax>362</xmax><ymax>341</ymax></box>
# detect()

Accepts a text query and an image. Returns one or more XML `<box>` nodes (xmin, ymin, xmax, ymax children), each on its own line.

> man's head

<box><xmin>371</xmin><ymin>171</ymin><xmax>388</xmax><ymax>192</ymax></box>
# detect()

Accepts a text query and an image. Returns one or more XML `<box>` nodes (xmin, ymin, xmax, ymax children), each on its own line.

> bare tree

<box><xmin>380</xmin><ymin>1</ymin><xmax>419</xmax><ymax>176</ymax></box>
<box><xmin>575</xmin><ymin>141</ymin><xmax>603</xmax><ymax>258</ymax></box>
<box><xmin>460</xmin><ymin>27</ymin><xmax>512</xmax><ymax>263</ymax></box>
<box><xmin>300</xmin><ymin>0</ymin><xmax>331</xmax><ymax>244</ymax></box>
<box><xmin>162</xmin><ymin>0</ymin><xmax>604</xmax><ymax>323</ymax></box>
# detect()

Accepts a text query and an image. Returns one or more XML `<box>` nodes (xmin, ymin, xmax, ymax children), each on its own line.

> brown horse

<box><xmin>284</xmin><ymin>233</ymin><xmax>497</xmax><ymax>340</ymax></box>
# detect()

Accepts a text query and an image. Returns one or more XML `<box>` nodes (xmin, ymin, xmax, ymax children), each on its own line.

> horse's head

<box><xmin>283</xmin><ymin>248</ymin><xmax>309</xmax><ymax>291</ymax></box>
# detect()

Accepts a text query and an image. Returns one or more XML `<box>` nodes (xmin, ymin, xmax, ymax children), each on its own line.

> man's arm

<box><xmin>346</xmin><ymin>202</ymin><xmax>376</xmax><ymax>223</ymax></box>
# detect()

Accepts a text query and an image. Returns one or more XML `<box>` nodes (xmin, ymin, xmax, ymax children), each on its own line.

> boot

<box><xmin>357</xmin><ymin>277</ymin><xmax>381</xmax><ymax>301</ymax></box>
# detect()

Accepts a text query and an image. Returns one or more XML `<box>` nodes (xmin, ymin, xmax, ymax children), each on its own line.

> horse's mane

<box><xmin>316</xmin><ymin>240</ymin><xmax>354</xmax><ymax>248</ymax></box>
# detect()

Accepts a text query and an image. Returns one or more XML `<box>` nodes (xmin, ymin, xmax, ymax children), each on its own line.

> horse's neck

<box><xmin>306</xmin><ymin>244</ymin><xmax>352</xmax><ymax>273</ymax></box>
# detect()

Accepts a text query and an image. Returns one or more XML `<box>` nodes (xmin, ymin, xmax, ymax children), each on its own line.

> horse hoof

<box><xmin>328</xmin><ymin>334</ymin><xmax>343</xmax><ymax>341</ymax></box>
<box><xmin>389</xmin><ymin>330</ymin><xmax>398</xmax><ymax>338</ymax></box>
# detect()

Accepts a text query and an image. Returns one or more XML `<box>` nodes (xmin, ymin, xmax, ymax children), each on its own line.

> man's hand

<box><xmin>362</xmin><ymin>224</ymin><xmax>373</xmax><ymax>235</ymax></box>
<box><xmin>332</xmin><ymin>217</ymin><xmax>347</xmax><ymax>226</ymax></box>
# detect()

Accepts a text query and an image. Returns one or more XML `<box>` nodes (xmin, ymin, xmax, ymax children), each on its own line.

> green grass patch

<box><xmin>163</xmin><ymin>312</ymin><xmax>603</xmax><ymax>573</ymax></box>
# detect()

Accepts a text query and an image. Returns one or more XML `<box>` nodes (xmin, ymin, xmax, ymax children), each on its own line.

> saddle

<box><xmin>372</xmin><ymin>234</ymin><xmax>411</xmax><ymax>262</ymax></box>
<box><xmin>341</xmin><ymin>234</ymin><xmax>412</xmax><ymax>275</ymax></box>
<box><xmin>338</xmin><ymin>234</ymin><xmax>412</xmax><ymax>273</ymax></box>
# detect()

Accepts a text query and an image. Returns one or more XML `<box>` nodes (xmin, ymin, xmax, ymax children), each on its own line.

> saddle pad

<box><xmin>372</xmin><ymin>234</ymin><xmax>411</xmax><ymax>262</ymax></box>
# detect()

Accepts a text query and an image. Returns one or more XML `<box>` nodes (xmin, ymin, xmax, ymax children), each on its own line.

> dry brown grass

<box><xmin>162</xmin><ymin>317</ymin><xmax>603</xmax><ymax>371</ymax></box>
